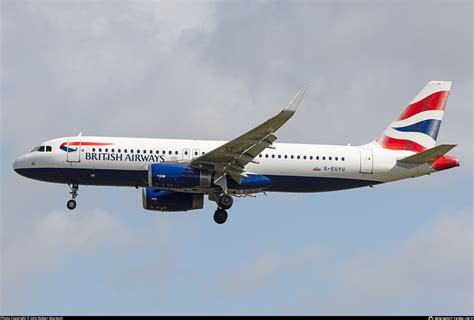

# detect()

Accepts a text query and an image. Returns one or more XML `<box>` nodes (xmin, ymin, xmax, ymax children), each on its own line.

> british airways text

<box><xmin>85</xmin><ymin>152</ymin><xmax>165</xmax><ymax>162</ymax></box>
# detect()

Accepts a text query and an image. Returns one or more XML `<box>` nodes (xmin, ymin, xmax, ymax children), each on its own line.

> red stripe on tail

<box><xmin>397</xmin><ymin>91</ymin><xmax>449</xmax><ymax>121</ymax></box>
<box><xmin>376</xmin><ymin>136</ymin><xmax>427</xmax><ymax>153</ymax></box>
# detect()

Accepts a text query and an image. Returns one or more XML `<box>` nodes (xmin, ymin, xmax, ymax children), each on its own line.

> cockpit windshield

<box><xmin>30</xmin><ymin>145</ymin><xmax>52</xmax><ymax>153</ymax></box>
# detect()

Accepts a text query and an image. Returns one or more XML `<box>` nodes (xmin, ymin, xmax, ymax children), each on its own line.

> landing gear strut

<box><xmin>67</xmin><ymin>183</ymin><xmax>79</xmax><ymax>210</ymax></box>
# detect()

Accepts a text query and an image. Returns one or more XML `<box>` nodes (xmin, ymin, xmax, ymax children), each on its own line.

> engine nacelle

<box><xmin>142</xmin><ymin>188</ymin><xmax>204</xmax><ymax>212</ymax></box>
<box><xmin>148</xmin><ymin>163</ymin><xmax>212</xmax><ymax>189</ymax></box>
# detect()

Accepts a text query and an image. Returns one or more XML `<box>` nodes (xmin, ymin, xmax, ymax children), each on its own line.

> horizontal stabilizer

<box><xmin>397</xmin><ymin>144</ymin><xmax>456</xmax><ymax>164</ymax></box>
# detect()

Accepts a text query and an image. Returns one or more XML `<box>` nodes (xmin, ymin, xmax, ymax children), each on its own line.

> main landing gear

<box><xmin>212</xmin><ymin>193</ymin><xmax>234</xmax><ymax>224</ymax></box>
<box><xmin>67</xmin><ymin>183</ymin><xmax>79</xmax><ymax>210</ymax></box>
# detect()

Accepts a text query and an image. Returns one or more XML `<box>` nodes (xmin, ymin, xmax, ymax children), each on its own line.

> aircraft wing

<box><xmin>191</xmin><ymin>88</ymin><xmax>305</xmax><ymax>185</ymax></box>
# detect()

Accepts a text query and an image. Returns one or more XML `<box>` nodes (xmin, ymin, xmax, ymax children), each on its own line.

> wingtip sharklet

<box><xmin>284</xmin><ymin>86</ymin><xmax>306</xmax><ymax>112</ymax></box>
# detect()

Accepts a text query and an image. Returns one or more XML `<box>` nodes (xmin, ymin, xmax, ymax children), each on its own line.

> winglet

<box><xmin>284</xmin><ymin>87</ymin><xmax>306</xmax><ymax>112</ymax></box>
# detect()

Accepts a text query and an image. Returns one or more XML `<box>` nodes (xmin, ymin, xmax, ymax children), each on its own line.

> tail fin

<box><xmin>375</xmin><ymin>81</ymin><xmax>452</xmax><ymax>153</ymax></box>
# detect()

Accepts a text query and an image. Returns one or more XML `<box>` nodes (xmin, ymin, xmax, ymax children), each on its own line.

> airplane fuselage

<box><xmin>12</xmin><ymin>81</ymin><xmax>459</xmax><ymax>224</ymax></box>
<box><xmin>13</xmin><ymin>136</ymin><xmax>445</xmax><ymax>194</ymax></box>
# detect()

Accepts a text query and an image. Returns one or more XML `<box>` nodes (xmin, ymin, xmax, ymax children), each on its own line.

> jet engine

<box><xmin>148</xmin><ymin>163</ymin><xmax>212</xmax><ymax>189</ymax></box>
<box><xmin>142</xmin><ymin>188</ymin><xmax>204</xmax><ymax>212</ymax></box>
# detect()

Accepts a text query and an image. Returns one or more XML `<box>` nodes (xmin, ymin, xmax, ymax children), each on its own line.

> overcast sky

<box><xmin>1</xmin><ymin>0</ymin><xmax>472</xmax><ymax>315</ymax></box>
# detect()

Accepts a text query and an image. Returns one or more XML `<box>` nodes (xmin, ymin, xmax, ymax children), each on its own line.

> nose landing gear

<box><xmin>67</xmin><ymin>183</ymin><xmax>79</xmax><ymax>210</ymax></box>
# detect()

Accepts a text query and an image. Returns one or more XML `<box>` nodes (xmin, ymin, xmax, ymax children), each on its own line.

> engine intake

<box><xmin>148</xmin><ymin>163</ymin><xmax>211</xmax><ymax>189</ymax></box>
<box><xmin>142</xmin><ymin>188</ymin><xmax>204</xmax><ymax>212</ymax></box>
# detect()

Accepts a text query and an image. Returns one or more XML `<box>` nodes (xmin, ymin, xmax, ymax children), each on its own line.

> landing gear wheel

<box><xmin>218</xmin><ymin>194</ymin><xmax>233</xmax><ymax>210</ymax></box>
<box><xmin>67</xmin><ymin>199</ymin><xmax>77</xmax><ymax>210</ymax></box>
<box><xmin>213</xmin><ymin>208</ymin><xmax>228</xmax><ymax>224</ymax></box>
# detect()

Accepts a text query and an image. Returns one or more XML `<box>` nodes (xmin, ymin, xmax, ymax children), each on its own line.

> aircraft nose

<box><xmin>13</xmin><ymin>156</ymin><xmax>26</xmax><ymax>173</ymax></box>
<box><xmin>13</xmin><ymin>158</ymin><xmax>19</xmax><ymax>171</ymax></box>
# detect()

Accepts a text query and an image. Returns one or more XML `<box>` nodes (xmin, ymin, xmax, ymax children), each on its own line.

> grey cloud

<box><xmin>291</xmin><ymin>208</ymin><xmax>473</xmax><ymax>315</ymax></box>
<box><xmin>1</xmin><ymin>207</ymin><xmax>132</xmax><ymax>310</ymax></box>
<box><xmin>214</xmin><ymin>208</ymin><xmax>473</xmax><ymax>315</ymax></box>
<box><xmin>217</xmin><ymin>245</ymin><xmax>329</xmax><ymax>296</ymax></box>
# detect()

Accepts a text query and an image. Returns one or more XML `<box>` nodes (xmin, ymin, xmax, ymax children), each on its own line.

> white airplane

<box><xmin>13</xmin><ymin>81</ymin><xmax>459</xmax><ymax>224</ymax></box>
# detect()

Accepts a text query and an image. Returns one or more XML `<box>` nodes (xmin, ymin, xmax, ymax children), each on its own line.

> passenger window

<box><xmin>265</xmin><ymin>154</ymin><xmax>268</xmax><ymax>158</ymax></box>
<box><xmin>124</xmin><ymin>149</ymin><xmax>127</xmax><ymax>153</ymax></box>
<box><xmin>175</xmin><ymin>151</ymin><xmax>178</xmax><ymax>155</ymax></box>
<box><xmin>278</xmin><ymin>155</ymin><xmax>281</xmax><ymax>159</ymax></box>
<box><xmin>335</xmin><ymin>157</ymin><xmax>338</xmax><ymax>161</ymax></box>
<box><xmin>284</xmin><ymin>155</ymin><xmax>288</xmax><ymax>159</ymax></box>
<box><xmin>310</xmin><ymin>156</ymin><xmax>313</xmax><ymax>160</ymax></box>
<box><xmin>259</xmin><ymin>154</ymin><xmax>262</xmax><ymax>158</ymax></box>
<box><xmin>329</xmin><ymin>156</ymin><xmax>332</xmax><ymax>160</ymax></box>
<box><xmin>272</xmin><ymin>155</ymin><xmax>275</xmax><ymax>158</ymax></box>
<box><xmin>297</xmin><ymin>155</ymin><xmax>300</xmax><ymax>159</ymax></box>
<box><xmin>98</xmin><ymin>148</ymin><xmax>102</xmax><ymax>152</ymax></box>
<box><xmin>322</xmin><ymin>156</ymin><xmax>326</xmax><ymax>160</ymax></box>
<box><xmin>303</xmin><ymin>156</ymin><xmax>307</xmax><ymax>160</ymax></box>
<box><xmin>137</xmin><ymin>150</ymin><xmax>140</xmax><ymax>154</ymax></box>
<box><xmin>143</xmin><ymin>150</ymin><xmax>147</xmax><ymax>154</ymax></box>
<box><xmin>202</xmin><ymin>152</ymin><xmax>205</xmax><ymax>155</ymax></box>
<box><xmin>156</xmin><ymin>150</ymin><xmax>159</xmax><ymax>154</ymax></box>
<box><xmin>46</xmin><ymin>146</ymin><xmax>52</xmax><ymax>152</ymax></box>
<box><xmin>316</xmin><ymin>156</ymin><xmax>319</xmax><ymax>160</ymax></box>
<box><xmin>150</xmin><ymin>150</ymin><xmax>153</xmax><ymax>154</ymax></box>
<box><xmin>118</xmin><ymin>149</ymin><xmax>121</xmax><ymax>153</ymax></box>
<box><xmin>169</xmin><ymin>151</ymin><xmax>172</xmax><ymax>155</ymax></box>
<box><xmin>342</xmin><ymin>157</ymin><xmax>345</xmax><ymax>161</ymax></box>
<box><xmin>194</xmin><ymin>151</ymin><xmax>198</xmax><ymax>156</ymax></box>
<box><xmin>184</xmin><ymin>151</ymin><xmax>188</xmax><ymax>155</ymax></box>
<box><xmin>92</xmin><ymin>148</ymin><xmax>96</xmax><ymax>152</ymax></box>
<box><xmin>291</xmin><ymin>155</ymin><xmax>294</xmax><ymax>159</ymax></box>
<box><xmin>131</xmin><ymin>149</ymin><xmax>134</xmax><ymax>153</ymax></box>
<box><xmin>111</xmin><ymin>149</ymin><xmax>115</xmax><ymax>153</ymax></box>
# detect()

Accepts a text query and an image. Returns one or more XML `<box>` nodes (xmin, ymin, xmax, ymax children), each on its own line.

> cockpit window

<box><xmin>30</xmin><ymin>146</ymin><xmax>40</xmax><ymax>152</ymax></box>
<box><xmin>46</xmin><ymin>146</ymin><xmax>52</xmax><ymax>152</ymax></box>
<box><xmin>38</xmin><ymin>146</ymin><xmax>45</xmax><ymax>152</ymax></box>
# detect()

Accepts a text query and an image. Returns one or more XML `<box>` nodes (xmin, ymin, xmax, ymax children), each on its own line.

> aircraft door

<box><xmin>66</xmin><ymin>138</ymin><xmax>81</xmax><ymax>163</ymax></box>
<box><xmin>359</xmin><ymin>149</ymin><xmax>373</xmax><ymax>174</ymax></box>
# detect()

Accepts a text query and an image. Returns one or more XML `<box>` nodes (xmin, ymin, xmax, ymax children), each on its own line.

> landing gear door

<box><xmin>360</xmin><ymin>149</ymin><xmax>373</xmax><ymax>174</ymax></box>
<box><xmin>66</xmin><ymin>139</ymin><xmax>81</xmax><ymax>163</ymax></box>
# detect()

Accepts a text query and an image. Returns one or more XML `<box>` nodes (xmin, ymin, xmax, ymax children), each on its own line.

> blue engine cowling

<box><xmin>148</xmin><ymin>163</ymin><xmax>212</xmax><ymax>189</ymax></box>
<box><xmin>142</xmin><ymin>188</ymin><xmax>204</xmax><ymax>212</ymax></box>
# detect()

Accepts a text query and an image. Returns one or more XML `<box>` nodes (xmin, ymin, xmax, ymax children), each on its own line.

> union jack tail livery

<box><xmin>376</xmin><ymin>81</ymin><xmax>451</xmax><ymax>153</ymax></box>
